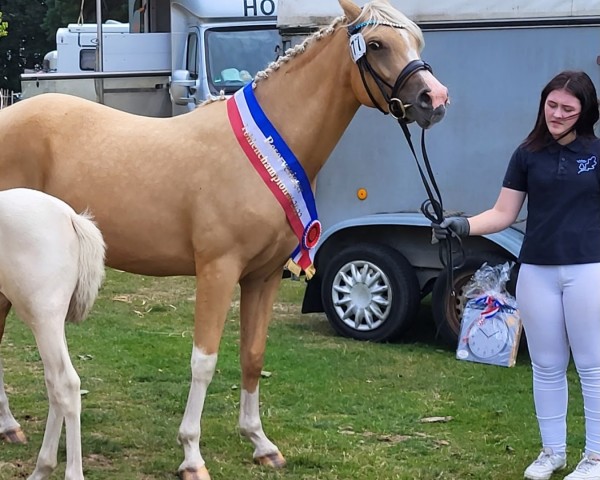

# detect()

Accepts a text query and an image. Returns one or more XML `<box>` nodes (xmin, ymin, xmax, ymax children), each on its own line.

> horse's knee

<box><xmin>45</xmin><ymin>371</ymin><xmax>81</xmax><ymax>413</ymax></box>
<box><xmin>190</xmin><ymin>347</ymin><xmax>218</xmax><ymax>383</ymax></box>
<box><xmin>241</xmin><ymin>350</ymin><xmax>264</xmax><ymax>379</ymax></box>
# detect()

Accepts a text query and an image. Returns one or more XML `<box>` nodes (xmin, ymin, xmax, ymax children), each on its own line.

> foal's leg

<box><xmin>0</xmin><ymin>294</ymin><xmax>26</xmax><ymax>444</ymax></box>
<box><xmin>27</xmin><ymin>310</ymin><xmax>83</xmax><ymax>480</ymax></box>
<box><xmin>238</xmin><ymin>272</ymin><xmax>285</xmax><ymax>468</ymax></box>
<box><xmin>178</xmin><ymin>258</ymin><xmax>241</xmax><ymax>480</ymax></box>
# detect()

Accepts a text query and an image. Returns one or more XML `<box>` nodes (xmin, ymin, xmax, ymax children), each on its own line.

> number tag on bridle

<box><xmin>349</xmin><ymin>33</ymin><xmax>367</xmax><ymax>63</ymax></box>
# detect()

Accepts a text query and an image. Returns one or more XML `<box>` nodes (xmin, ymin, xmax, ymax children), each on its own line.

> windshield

<box><xmin>206</xmin><ymin>27</ymin><xmax>281</xmax><ymax>95</ymax></box>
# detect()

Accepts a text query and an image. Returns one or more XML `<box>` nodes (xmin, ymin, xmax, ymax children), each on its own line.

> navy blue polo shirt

<box><xmin>502</xmin><ymin>136</ymin><xmax>600</xmax><ymax>265</ymax></box>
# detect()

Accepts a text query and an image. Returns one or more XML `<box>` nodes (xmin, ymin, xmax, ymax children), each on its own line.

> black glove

<box><xmin>432</xmin><ymin>217</ymin><xmax>470</xmax><ymax>241</ymax></box>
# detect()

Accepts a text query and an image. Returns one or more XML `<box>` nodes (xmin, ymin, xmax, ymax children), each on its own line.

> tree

<box><xmin>43</xmin><ymin>0</ymin><xmax>128</xmax><ymax>42</ymax></box>
<box><xmin>0</xmin><ymin>12</ymin><xmax>7</xmax><ymax>38</ymax></box>
<box><xmin>0</xmin><ymin>0</ymin><xmax>50</xmax><ymax>91</ymax></box>
<box><xmin>0</xmin><ymin>1</ymin><xmax>127</xmax><ymax>91</ymax></box>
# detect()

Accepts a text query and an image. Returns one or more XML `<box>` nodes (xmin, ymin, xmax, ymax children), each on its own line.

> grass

<box><xmin>0</xmin><ymin>269</ymin><xmax>587</xmax><ymax>479</ymax></box>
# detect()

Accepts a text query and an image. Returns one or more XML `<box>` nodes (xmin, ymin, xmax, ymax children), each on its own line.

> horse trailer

<box><xmin>20</xmin><ymin>0</ymin><xmax>600</xmax><ymax>345</ymax></box>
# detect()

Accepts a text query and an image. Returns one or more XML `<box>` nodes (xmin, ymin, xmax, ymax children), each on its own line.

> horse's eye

<box><xmin>368</xmin><ymin>41</ymin><xmax>381</xmax><ymax>50</ymax></box>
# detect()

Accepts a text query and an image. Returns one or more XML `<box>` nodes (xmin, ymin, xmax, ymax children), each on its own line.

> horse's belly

<box><xmin>75</xmin><ymin>201</ymin><xmax>197</xmax><ymax>276</ymax></box>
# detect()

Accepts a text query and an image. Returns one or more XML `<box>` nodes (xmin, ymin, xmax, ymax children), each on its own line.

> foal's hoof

<box><xmin>255</xmin><ymin>451</ymin><xmax>286</xmax><ymax>469</ymax></box>
<box><xmin>178</xmin><ymin>466</ymin><xmax>211</xmax><ymax>480</ymax></box>
<box><xmin>0</xmin><ymin>428</ymin><xmax>27</xmax><ymax>444</ymax></box>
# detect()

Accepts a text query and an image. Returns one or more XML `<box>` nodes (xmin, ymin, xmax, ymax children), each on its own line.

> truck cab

<box><xmin>168</xmin><ymin>0</ymin><xmax>279</xmax><ymax>114</ymax></box>
<box><xmin>21</xmin><ymin>0</ymin><xmax>281</xmax><ymax>117</ymax></box>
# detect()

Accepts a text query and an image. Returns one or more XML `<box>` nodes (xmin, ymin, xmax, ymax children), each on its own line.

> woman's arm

<box><xmin>467</xmin><ymin>187</ymin><xmax>526</xmax><ymax>236</ymax></box>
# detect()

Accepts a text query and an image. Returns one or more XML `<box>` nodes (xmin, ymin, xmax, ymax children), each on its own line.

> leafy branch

<box><xmin>0</xmin><ymin>12</ymin><xmax>8</xmax><ymax>38</ymax></box>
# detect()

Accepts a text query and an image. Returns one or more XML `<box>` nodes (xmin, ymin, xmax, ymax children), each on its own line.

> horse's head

<box><xmin>341</xmin><ymin>0</ymin><xmax>448</xmax><ymax>128</ymax></box>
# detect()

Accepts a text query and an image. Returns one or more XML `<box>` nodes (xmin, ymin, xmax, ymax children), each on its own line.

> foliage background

<box><xmin>0</xmin><ymin>12</ymin><xmax>7</xmax><ymax>38</ymax></box>
<box><xmin>0</xmin><ymin>0</ymin><xmax>128</xmax><ymax>91</ymax></box>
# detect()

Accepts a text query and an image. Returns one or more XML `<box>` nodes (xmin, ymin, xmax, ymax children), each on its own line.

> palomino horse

<box><xmin>0</xmin><ymin>188</ymin><xmax>105</xmax><ymax>480</ymax></box>
<box><xmin>0</xmin><ymin>0</ymin><xmax>448</xmax><ymax>478</ymax></box>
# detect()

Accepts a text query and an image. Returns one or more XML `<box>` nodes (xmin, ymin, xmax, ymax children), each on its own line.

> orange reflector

<box><xmin>357</xmin><ymin>188</ymin><xmax>368</xmax><ymax>200</ymax></box>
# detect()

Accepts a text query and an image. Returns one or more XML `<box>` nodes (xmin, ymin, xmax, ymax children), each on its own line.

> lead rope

<box><xmin>396</xmin><ymin>120</ymin><xmax>465</xmax><ymax>298</ymax></box>
<box><xmin>349</xmin><ymin>23</ymin><xmax>464</xmax><ymax>304</ymax></box>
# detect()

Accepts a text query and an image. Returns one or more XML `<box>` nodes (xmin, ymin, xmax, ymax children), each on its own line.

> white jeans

<box><xmin>517</xmin><ymin>263</ymin><xmax>600</xmax><ymax>456</ymax></box>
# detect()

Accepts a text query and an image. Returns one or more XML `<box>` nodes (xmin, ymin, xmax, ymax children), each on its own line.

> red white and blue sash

<box><xmin>227</xmin><ymin>84</ymin><xmax>321</xmax><ymax>279</ymax></box>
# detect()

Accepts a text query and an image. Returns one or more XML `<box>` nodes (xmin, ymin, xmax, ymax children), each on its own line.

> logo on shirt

<box><xmin>577</xmin><ymin>155</ymin><xmax>597</xmax><ymax>174</ymax></box>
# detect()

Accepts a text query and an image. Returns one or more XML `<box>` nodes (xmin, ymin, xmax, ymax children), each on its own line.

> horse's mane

<box><xmin>252</xmin><ymin>18</ymin><xmax>343</xmax><ymax>86</ymax></box>
<box><xmin>253</xmin><ymin>0</ymin><xmax>424</xmax><ymax>86</ymax></box>
<box><xmin>200</xmin><ymin>0</ymin><xmax>424</xmax><ymax>105</ymax></box>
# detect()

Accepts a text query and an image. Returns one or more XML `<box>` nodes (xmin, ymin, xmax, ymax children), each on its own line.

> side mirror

<box><xmin>170</xmin><ymin>69</ymin><xmax>197</xmax><ymax>105</ymax></box>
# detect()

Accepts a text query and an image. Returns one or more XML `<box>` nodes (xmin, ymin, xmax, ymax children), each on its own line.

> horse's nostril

<box><xmin>418</xmin><ymin>89</ymin><xmax>432</xmax><ymax>109</ymax></box>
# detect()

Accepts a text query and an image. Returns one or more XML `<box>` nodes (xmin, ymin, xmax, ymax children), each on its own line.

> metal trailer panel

<box><xmin>277</xmin><ymin>0</ymin><xmax>600</xmax><ymax>28</ymax></box>
<box><xmin>20</xmin><ymin>71</ymin><xmax>172</xmax><ymax>117</ymax></box>
<box><xmin>314</xmin><ymin>23</ymin><xmax>600</xmax><ymax>237</ymax></box>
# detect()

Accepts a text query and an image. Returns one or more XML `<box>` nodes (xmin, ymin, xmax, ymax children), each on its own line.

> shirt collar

<box><xmin>547</xmin><ymin>136</ymin><xmax>586</xmax><ymax>154</ymax></box>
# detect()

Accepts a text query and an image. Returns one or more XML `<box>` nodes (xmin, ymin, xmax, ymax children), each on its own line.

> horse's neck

<box><xmin>254</xmin><ymin>28</ymin><xmax>360</xmax><ymax>181</ymax></box>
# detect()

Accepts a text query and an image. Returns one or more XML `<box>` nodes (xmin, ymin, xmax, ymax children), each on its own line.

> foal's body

<box><xmin>0</xmin><ymin>1</ymin><xmax>448</xmax><ymax>478</ymax></box>
<box><xmin>0</xmin><ymin>188</ymin><xmax>105</xmax><ymax>480</ymax></box>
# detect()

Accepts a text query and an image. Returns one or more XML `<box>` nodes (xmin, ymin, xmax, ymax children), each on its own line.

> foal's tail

<box><xmin>66</xmin><ymin>210</ymin><xmax>106</xmax><ymax>324</ymax></box>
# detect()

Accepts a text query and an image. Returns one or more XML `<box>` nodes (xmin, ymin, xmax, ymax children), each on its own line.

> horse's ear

<box><xmin>339</xmin><ymin>0</ymin><xmax>362</xmax><ymax>23</ymax></box>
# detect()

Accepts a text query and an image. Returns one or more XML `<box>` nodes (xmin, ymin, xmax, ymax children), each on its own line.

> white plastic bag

<box><xmin>456</xmin><ymin>262</ymin><xmax>522</xmax><ymax>367</ymax></box>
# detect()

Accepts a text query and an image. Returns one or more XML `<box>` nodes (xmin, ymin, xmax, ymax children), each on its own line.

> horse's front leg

<box><xmin>0</xmin><ymin>295</ymin><xmax>26</xmax><ymax>445</ymax></box>
<box><xmin>177</xmin><ymin>257</ymin><xmax>241</xmax><ymax>480</ymax></box>
<box><xmin>238</xmin><ymin>272</ymin><xmax>286</xmax><ymax>468</ymax></box>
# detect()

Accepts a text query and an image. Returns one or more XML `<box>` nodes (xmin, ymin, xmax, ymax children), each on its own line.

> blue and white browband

<box><xmin>348</xmin><ymin>20</ymin><xmax>405</xmax><ymax>34</ymax></box>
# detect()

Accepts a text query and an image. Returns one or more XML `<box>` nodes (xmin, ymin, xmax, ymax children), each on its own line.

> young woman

<box><xmin>433</xmin><ymin>71</ymin><xmax>600</xmax><ymax>480</ymax></box>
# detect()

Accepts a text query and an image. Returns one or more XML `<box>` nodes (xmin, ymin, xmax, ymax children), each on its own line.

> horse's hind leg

<box><xmin>238</xmin><ymin>272</ymin><xmax>285</xmax><ymax>468</ymax></box>
<box><xmin>177</xmin><ymin>257</ymin><xmax>241</xmax><ymax>480</ymax></box>
<box><xmin>27</xmin><ymin>306</ymin><xmax>83</xmax><ymax>480</ymax></box>
<box><xmin>0</xmin><ymin>293</ymin><xmax>27</xmax><ymax>444</ymax></box>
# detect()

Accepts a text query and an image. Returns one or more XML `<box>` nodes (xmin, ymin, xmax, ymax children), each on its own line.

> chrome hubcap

<box><xmin>331</xmin><ymin>260</ymin><xmax>392</xmax><ymax>331</ymax></box>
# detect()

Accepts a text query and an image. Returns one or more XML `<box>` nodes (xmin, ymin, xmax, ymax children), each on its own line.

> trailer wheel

<box><xmin>431</xmin><ymin>256</ymin><xmax>509</xmax><ymax>347</ymax></box>
<box><xmin>321</xmin><ymin>244</ymin><xmax>420</xmax><ymax>342</ymax></box>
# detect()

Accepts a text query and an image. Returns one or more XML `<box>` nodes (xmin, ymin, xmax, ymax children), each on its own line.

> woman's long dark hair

<box><xmin>523</xmin><ymin>70</ymin><xmax>599</xmax><ymax>151</ymax></box>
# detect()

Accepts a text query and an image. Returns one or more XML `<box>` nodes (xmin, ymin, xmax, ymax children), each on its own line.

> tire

<box><xmin>431</xmin><ymin>255</ymin><xmax>510</xmax><ymax>347</ymax></box>
<box><xmin>321</xmin><ymin>243</ymin><xmax>420</xmax><ymax>342</ymax></box>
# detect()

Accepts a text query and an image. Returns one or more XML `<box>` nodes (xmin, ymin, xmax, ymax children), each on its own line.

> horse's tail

<box><xmin>66</xmin><ymin>210</ymin><xmax>106</xmax><ymax>324</ymax></box>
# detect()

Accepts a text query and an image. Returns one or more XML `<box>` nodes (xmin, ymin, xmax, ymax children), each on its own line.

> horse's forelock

<box><xmin>353</xmin><ymin>1</ymin><xmax>425</xmax><ymax>52</ymax></box>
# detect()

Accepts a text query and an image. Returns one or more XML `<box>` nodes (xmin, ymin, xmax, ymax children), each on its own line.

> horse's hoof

<box><xmin>0</xmin><ymin>428</ymin><xmax>27</xmax><ymax>444</ymax></box>
<box><xmin>255</xmin><ymin>451</ymin><xmax>286</xmax><ymax>469</ymax></box>
<box><xmin>178</xmin><ymin>466</ymin><xmax>211</xmax><ymax>480</ymax></box>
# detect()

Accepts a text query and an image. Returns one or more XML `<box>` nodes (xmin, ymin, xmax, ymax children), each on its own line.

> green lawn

<box><xmin>0</xmin><ymin>270</ymin><xmax>586</xmax><ymax>479</ymax></box>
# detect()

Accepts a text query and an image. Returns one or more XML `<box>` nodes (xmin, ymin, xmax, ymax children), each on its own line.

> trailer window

<box><xmin>80</xmin><ymin>49</ymin><xmax>96</xmax><ymax>71</ymax></box>
<box><xmin>206</xmin><ymin>27</ymin><xmax>280</xmax><ymax>94</ymax></box>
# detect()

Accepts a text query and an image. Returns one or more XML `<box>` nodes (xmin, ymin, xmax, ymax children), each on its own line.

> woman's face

<box><xmin>544</xmin><ymin>88</ymin><xmax>581</xmax><ymax>141</ymax></box>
